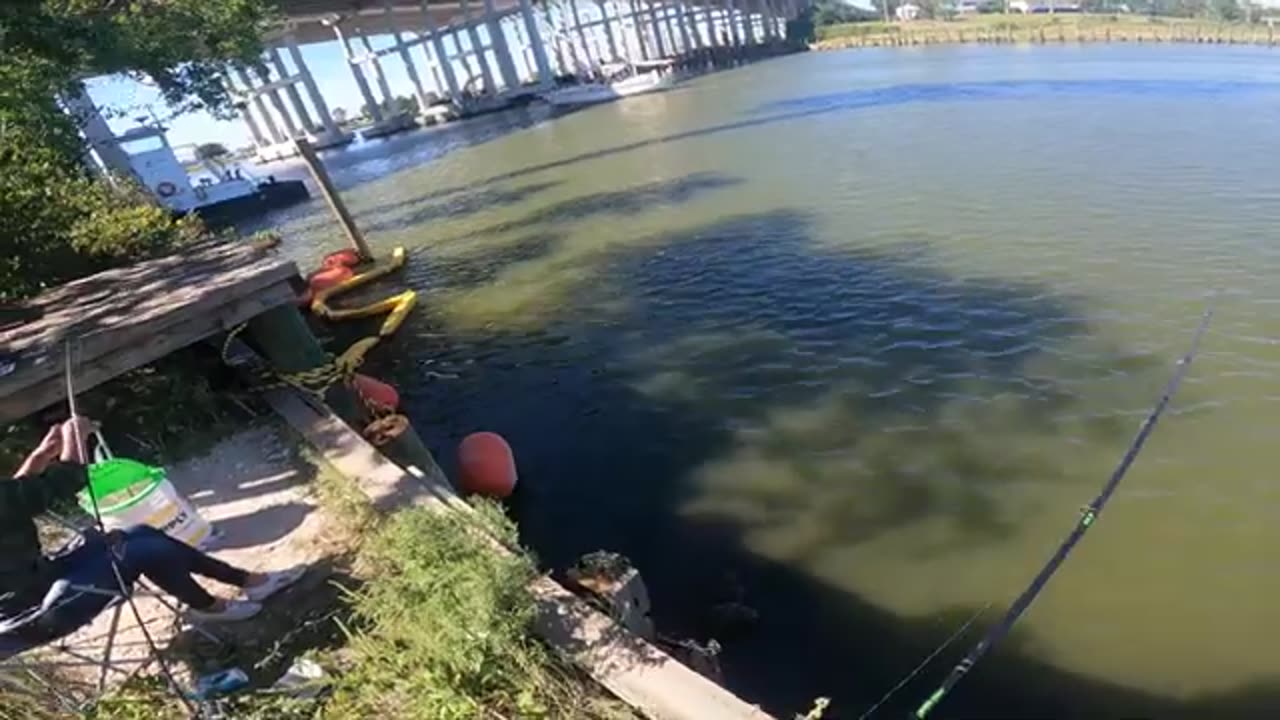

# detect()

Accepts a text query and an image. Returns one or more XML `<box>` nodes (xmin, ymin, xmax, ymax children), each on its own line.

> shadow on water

<box><xmin>369</xmin><ymin>201</ymin><xmax>1279</xmax><ymax>717</ymax></box>
<box><xmin>386</xmin><ymin>78</ymin><xmax>1280</xmax><ymax>204</ymax></box>
<box><xmin>390</xmin><ymin>173</ymin><xmax>745</xmax><ymax>289</ymax></box>
<box><xmin>361</xmin><ymin>180</ymin><xmax>564</xmax><ymax>235</ymax></box>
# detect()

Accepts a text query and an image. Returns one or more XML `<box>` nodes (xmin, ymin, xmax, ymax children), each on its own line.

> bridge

<box><xmin>79</xmin><ymin>0</ymin><xmax>804</xmax><ymax>176</ymax></box>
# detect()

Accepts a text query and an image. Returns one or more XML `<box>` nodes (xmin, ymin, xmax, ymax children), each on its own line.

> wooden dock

<box><xmin>0</xmin><ymin>241</ymin><xmax>300</xmax><ymax>424</ymax></box>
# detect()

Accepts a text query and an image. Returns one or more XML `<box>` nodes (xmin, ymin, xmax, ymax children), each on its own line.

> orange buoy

<box><xmin>308</xmin><ymin>265</ymin><xmax>354</xmax><ymax>294</ymax></box>
<box><xmin>322</xmin><ymin>248</ymin><xmax>362</xmax><ymax>268</ymax></box>
<box><xmin>352</xmin><ymin>373</ymin><xmax>399</xmax><ymax>411</ymax></box>
<box><xmin>458</xmin><ymin>432</ymin><xmax>517</xmax><ymax>498</ymax></box>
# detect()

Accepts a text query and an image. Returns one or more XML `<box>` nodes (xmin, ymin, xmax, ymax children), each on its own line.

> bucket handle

<box><xmin>91</xmin><ymin>431</ymin><xmax>114</xmax><ymax>464</ymax></box>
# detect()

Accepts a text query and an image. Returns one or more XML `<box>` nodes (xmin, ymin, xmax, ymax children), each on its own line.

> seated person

<box><xmin>1</xmin><ymin>417</ymin><xmax>303</xmax><ymax>647</ymax></box>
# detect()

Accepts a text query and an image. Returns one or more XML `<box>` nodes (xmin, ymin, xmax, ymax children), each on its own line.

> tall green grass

<box><xmin>324</xmin><ymin>504</ymin><xmax>631</xmax><ymax>719</ymax></box>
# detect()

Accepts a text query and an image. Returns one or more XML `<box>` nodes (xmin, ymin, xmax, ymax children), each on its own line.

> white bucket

<box><xmin>79</xmin><ymin>433</ymin><xmax>216</xmax><ymax>550</ymax></box>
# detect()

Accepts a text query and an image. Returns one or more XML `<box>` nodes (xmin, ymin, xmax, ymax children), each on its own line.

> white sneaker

<box><xmin>244</xmin><ymin>566</ymin><xmax>307</xmax><ymax>603</ymax></box>
<box><xmin>188</xmin><ymin>600</ymin><xmax>262</xmax><ymax>623</ymax></box>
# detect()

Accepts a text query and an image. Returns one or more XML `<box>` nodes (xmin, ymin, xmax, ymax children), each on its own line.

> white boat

<box><xmin>114</xmin><ymin>125</ymin><xmax>308</xmax><ymax>226</ymax></box>
<box><xmin>540</xmin><ymin>59</ymin><xmax>679</xmax><ymax>107</ymax></box>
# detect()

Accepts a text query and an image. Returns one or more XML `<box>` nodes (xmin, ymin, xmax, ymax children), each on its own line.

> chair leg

<box><xmin>97</xmin><ymin>601</ymin><xmax>124</xmax><ymax>693</ymax></box>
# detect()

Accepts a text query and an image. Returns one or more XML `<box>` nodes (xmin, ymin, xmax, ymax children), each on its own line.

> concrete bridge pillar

<box><xmin>702</xmin><ymin>0</ymin><xmax>720</xmax><ymax>47</ymax></box>
<box><xmin>645</xmin><ymin>0</ymin><xmax>667</xmax><ymax>56</ymax></box>
<box><xmin>255</xmin><ymin>64</ymin><xmax>302</xmax><ymax>139</ymax></box>
<box><xmin>238</xmin><ymin>100</ymin><xmax>270</xmax><ymax>148</ymax></box>
<box><xmin>518</xmin><ymin>0</ymin><xmax>555</xmax><ymax>87</ymax></box>
<box><xmin>327</xmin><ymin>20</ymin><xmax>384</xmax><ymax>122</ymax></box>
<box><xmin>723</xmin><ymin>0</ymin><xmax>742</xmax><ymax>46</ymax></box>
<box><xmin>626</xmin><ymin>0</ymin><xmax>648</xmax><ymax>59</ymax></box>
<box><xmin>568</xmin><ymin>0</ymin><xmax>596</xmax><ymax>67</ymax></box>
<box><xmin>484</xmin><ymin>0</ymin><xmax>521</xmax><ymax>90</ymax></box>
<box><xmin>510</xmin><ymin>19</ymin><xmax>534</xmax><ymax>80</ymax></box>
<box><xmin>597</xmin><ymin>0</ymin><xmax>621</xmax><ymax>60</ymax></box>
<box><xmin>540</xmin><ymin>3</ymin><xmax>567</xmax><ymax>76</ymax></box>
<box><xmin>285</xmin><ymin>34</ymin><xmax>344</xmax><ymax>140</ymax></box>
<box><xmin>759</xmin><ymin>0</ymin><xmax>775</xmax><ymax>40</ymax></box>
<box><xmin>380</xmin><ymin>0</ymin><xmax>433</xmax><ymax>113</ymax></box>
<box><xmin>676</xmin><ymin>0</ymin><xmax>698</xmax><ymax>50</ymax></box>
<box><xmin>736</xmin><ymin>0</ymin><xmax>754</xmax><ymax>45</ymax></box>
<box><xmin>420</xmin><ymin>0</ymin><xmax>463</xmax><ymax>101</ymax></box>
<box><xmin>234</xmin><ymin>66</ymin><xmax>287</xmax><ymax>143</ymax></box>
<box><xmin>659</xmin><ymin>3</ymin><xmax>680</xmax><ymax>53</ymax></box>
<box><xmin>266</xmin><ymin>48</ymin><xmax>316</xmax><ymax>134</ymax></box>
<box><xmin>459</xmin><ymin>0</ymin><xmax>497</xmax><ymax>93</ymax></box>
<box><xmin>357</xmin><ymin>33</ymin><xmax>396</xmax><ymax>106</ymax></box>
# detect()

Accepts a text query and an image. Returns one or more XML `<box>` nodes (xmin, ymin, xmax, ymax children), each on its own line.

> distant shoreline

<box><xmin>812</xmin><ymin>15</ymin><xmax>1278</xmax><ymax>51</ymax></box>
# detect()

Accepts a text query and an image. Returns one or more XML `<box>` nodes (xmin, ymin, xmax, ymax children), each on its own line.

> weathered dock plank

<box><xmin>0</xmin><ymin>242</ymin><xmax>299</xmax><ymax>424</ymax></box>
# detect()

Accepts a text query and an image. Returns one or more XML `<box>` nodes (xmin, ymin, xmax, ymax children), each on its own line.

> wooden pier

<box><xmin>0</xmin><ymin>241</ymin><xmax>301</xmax><ymax>424</ymax></box>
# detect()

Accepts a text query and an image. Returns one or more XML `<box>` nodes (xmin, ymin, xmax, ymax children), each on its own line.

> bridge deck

<box><xmin>0</xmin><ymin>242</ymin><xmax>300</xmax><ymax>424</ymax></box>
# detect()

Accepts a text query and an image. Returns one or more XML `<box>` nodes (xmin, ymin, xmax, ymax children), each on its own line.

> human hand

<box><xmin>34</xmin><ymin>424</ymin><xmax>62</xmax><ymax>460</ymax></box>
<box><xmin>58</xmin><ymin>415</ymin><xmax>97</xmax><ymax>464</ymax></box>
<box><xmin>13</xmin><ymin>425</ymin><xmax>63</xmax><ymax>478</ymax></box>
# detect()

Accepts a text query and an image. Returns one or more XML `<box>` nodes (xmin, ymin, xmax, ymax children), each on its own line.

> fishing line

<box><xmin>856</xmin><ymin>602</ymin><xmax>991</xmax><ymax>720</ymax></box>
<box><xmin>913</xmin><ymin>301</ymin><xmax>1216</xmax><ymax>719</ymax></box>
<box><xmin>64</xmin><ymin>340</ymin><xmax>201</xmax><ymax>718</ymax></box>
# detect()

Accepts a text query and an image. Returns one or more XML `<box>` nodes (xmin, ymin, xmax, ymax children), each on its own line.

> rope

<box><xmin>64</xmin><ymin>340</ymin><xmax>202</xmax><ymax>718</ymax></box>
<box><xmin>856</xmin><ymin>603</ymin><xmax>991</xmax><ymax>720</ymax></box>
<box><xmin>913</xmin><ymin>301</ymin><xmax>1216</xmax><ymax>719</ymax></box>
<box><xmin>220</xmin><ymin>325</ymin><xmax>397</xmax><ymax>424</ymax></box>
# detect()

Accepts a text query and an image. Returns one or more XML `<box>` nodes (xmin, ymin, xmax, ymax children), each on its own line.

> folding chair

<box><xmin>0</xmin><ymin>522</ymin><xmax>223</xmax><ymax>712</ymax></box>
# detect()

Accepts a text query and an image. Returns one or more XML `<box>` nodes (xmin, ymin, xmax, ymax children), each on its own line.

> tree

<box><xmin>332</xmin><ymin>106</ymin><xmax>349</xmax><ymax>126</ymax></box>
<box><xmin>195</xmin><ymin>142</ymin><xmax>230</xmax><ymax>160</ymax></box>
<box><xmin>0</xmin><ymin>0</ymin><xmax>275</xmax><ymax>300</ymax></box>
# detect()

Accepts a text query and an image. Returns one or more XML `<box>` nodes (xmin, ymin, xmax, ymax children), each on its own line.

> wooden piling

<box><xmin>294</xmin><ymin>138</ymin><xmax>373</xmax><ymax>261</ymax></box>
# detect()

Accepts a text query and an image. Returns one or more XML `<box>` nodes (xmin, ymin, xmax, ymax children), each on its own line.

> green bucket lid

<box><xmin>78</xmin><ymin>458</ymin><xmax>166</xmax><ymax>514</ymax></box>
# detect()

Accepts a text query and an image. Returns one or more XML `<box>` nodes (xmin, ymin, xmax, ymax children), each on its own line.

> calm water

<box><xmin>265</xmin><ymin>44</ymin><xmax>1280</xmax><ymax>717</ymax></box>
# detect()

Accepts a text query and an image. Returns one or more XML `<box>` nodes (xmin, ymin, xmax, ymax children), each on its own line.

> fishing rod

<box><xmin>913</xmin><ymin>302</ymin><xmax>1216</xmax><ymax>719</ymax></box>
<box><xmin>64</xmin><ymin>341</ymin><xmax>202</xmax><ymax>718</ymax></box>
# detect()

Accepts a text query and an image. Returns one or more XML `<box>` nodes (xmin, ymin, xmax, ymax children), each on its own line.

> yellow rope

<box><xmin>221</xmin><ymin>324</ymin><xmax>396</xmax><ymax>420</ymax></box>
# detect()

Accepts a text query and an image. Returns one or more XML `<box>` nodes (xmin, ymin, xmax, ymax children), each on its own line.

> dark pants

<box><xmin>37</xmin><ymin>525</ymin><xmax>248</xmax><ymax>640</ymax></box>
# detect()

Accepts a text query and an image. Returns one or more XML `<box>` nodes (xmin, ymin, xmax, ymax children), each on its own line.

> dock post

<box><xmin>294</xmin><ymin>138</ymin><xmax>374</xmax><ymax>260</ymax></box>
<box><xmin>246</xmin><ymin>306</ymin><xmax>361</xmax><ymax>421</ymax></box>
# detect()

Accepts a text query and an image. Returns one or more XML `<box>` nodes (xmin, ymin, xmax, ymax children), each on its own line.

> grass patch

<box><xmin>325</xmin><ymin>504</ymin><xmax>632</xmax><ymax>719</ymax></box>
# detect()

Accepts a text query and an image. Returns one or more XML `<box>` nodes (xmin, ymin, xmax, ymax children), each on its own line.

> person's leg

<box><xmin>34</xmin><ymin>539</ymin><xmax>134</xmax><ymax>641</ymax></box>
<box><xmin>113</xmin><ymin>526</ymin><xmax>249</xmax><ymax>609</ymax></box>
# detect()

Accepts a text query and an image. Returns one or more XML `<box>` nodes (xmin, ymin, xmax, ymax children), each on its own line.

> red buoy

<box><xmin>352</xmin><ymin>373</ymin><xmax>399</xmax><ymax>411</ymax></box>
<box><xmin>322</xmin><ymin>248</ymin><xmax>362</xmax><ymax>269</ymax></box>
<box><xmin>307</xmin><ymin>265</ymin><xmax>354</xmax><ymax>294</ymax></box>
<box><xmin>458</xmin><ymin>432</ymin><xmax>517</xmax><ymax>498</ymax></box>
